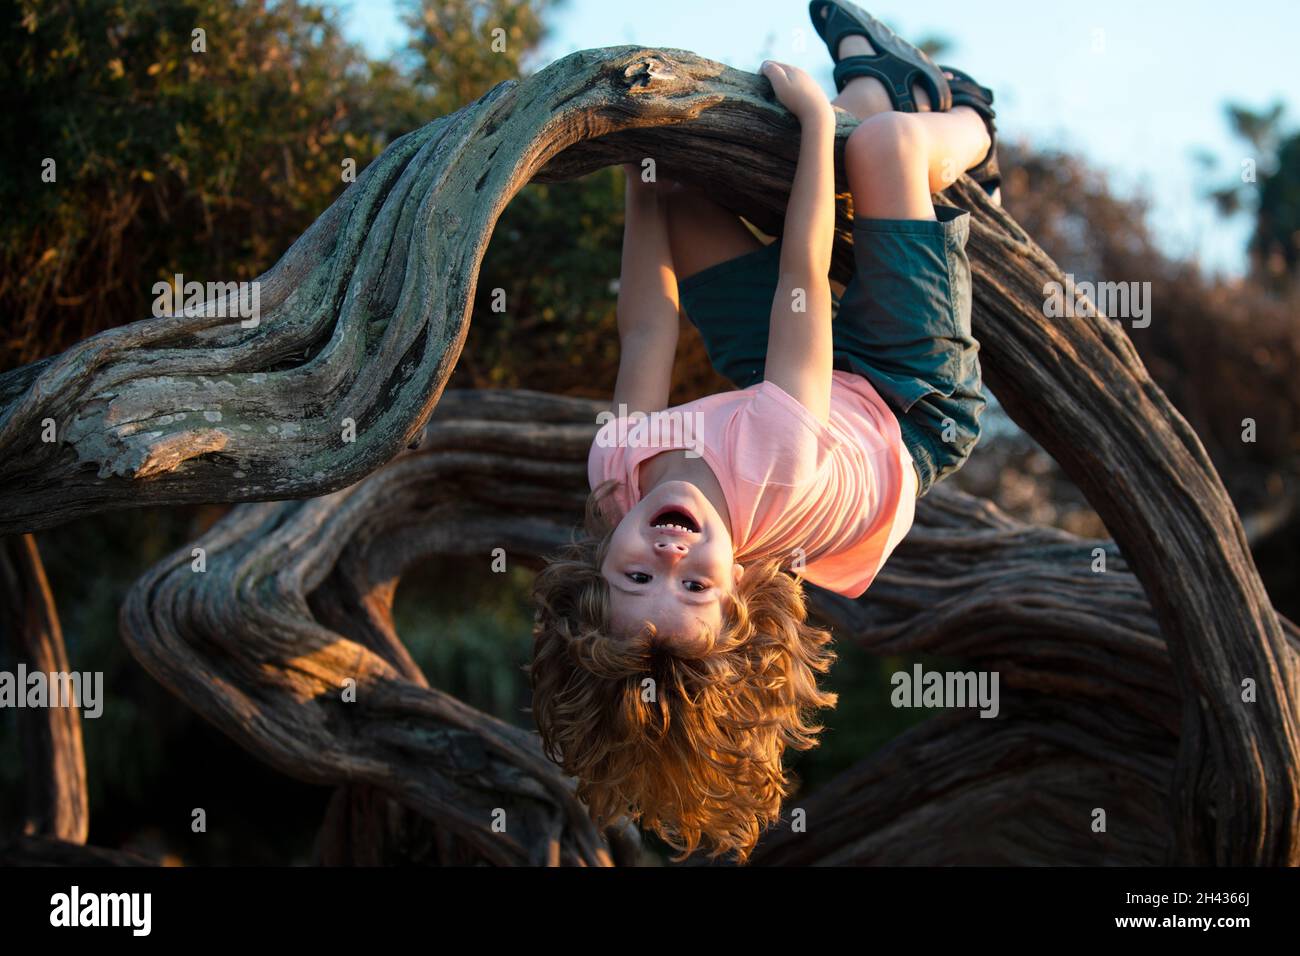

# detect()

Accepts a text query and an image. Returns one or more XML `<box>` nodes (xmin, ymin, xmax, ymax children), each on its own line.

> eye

<box><xmin>626</xmin><ymin>572</ymin><xmax>651</xmax><ymax>584</ymax></box>
<box><xmin>683</xmin><ymin>580</ymin><xmax>707</xmax><ymax>593</ymax></box>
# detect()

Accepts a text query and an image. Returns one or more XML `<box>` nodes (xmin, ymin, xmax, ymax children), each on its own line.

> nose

<box><xmin>653</xmin><ymin>539</ymin><xmax>688</xmax><ymax>563</ymax></box>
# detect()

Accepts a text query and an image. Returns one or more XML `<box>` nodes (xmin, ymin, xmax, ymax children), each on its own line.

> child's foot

<box><xmin>809</xmin><ymin>1</ymin><xmax>951</xmax><ymax>112</ymax></box>
<box><xmin>834</xmin><ymin>34</ymin><xmax>934</xmax><ymax>113</ymax></box>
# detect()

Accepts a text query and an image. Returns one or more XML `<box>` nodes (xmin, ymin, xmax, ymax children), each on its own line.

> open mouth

<box><xmin>650</xmin><ymin>507</ymin><xmax>700</xmax><ymax>534</ymax></box>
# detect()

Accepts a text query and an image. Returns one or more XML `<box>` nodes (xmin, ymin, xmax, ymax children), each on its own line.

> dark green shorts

<box><xmin>677</xmin><ymin>204</ymin><xmax>984</xmax><ymax>495</ymax></box>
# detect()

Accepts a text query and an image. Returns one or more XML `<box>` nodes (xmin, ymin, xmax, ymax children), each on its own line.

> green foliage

<box><xmin>401</xmin><ymin>0</ymin><xmax>558</xmax><ymax>114</ymax></box>
<box><xmin>453</xmin><ymin>170</ymin><xmax>626</xmax><ymax>398</ymax></box>
<box><xmin>1254</xmin><ymin>133</ymin><xmax>1300</xmax><ymax>280</ymax></box>
<box><xmin>0</xmin><ymin>0</ymin><xmax>428</xmax><ymax>369</ymax></box>
<box><xmin>1207</xmin><ymin>101</ymin><xmax>1300</xmax><ymax>284</ymax></box>
<box><xmin>393</xmin><ymin>558</ymin><xmax>537</xmax><ymax>724</ymax></box>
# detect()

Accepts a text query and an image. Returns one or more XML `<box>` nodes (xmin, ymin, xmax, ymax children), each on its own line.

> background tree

<box><xmin>1204</xmin><ymin>101</ymin><xmax>1300</xmax><ymax>284</ymax></box>
<box><xmin>401</xmin><ymin>0</ymin><xmax>555</xmax><ymax>114</ymax></box>
<box><xmin>0</xmin><ymin>0</ymin><xmax>428</xmax><ymax>370</ymax></box>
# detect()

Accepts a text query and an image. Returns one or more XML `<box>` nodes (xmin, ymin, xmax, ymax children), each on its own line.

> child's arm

<box><xmin>759</xmin><ymin>62</ymin><xmax>836</xmax><ymax>425</ymax></box>
<box><xmin>610</xmin><ymin>164</ymin><xmax>680</xmax><ymax>416</ymax></box>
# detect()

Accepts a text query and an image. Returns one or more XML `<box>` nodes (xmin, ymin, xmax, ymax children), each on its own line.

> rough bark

<box><xmin>0</xmin><ymin>534</ymin><xmax>89</xmax><ymax>844</ymax></box>
<box><xmin>0</xmin><ymin>45</ymin><xmax>1294</xmax><ymax>862</ymax></box>
<box><xmin>763</xmin><ymin>494</ymin><xmax>1300</xmax><ymax>865</ymax></box>
<box><xmin>121</xmin><ymin>390</ymin><xmax>1300</xmax><ymax>864</ymax></box>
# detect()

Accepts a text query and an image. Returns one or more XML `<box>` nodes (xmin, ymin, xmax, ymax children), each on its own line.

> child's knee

<box><xmin>847</xmin><ymin>111</ymin><xmax>928</xmax><ymax>168</ymax></box>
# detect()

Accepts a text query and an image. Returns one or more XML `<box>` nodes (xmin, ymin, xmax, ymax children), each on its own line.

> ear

<box><xmin>732</xmin><ymin>562</ymin><xmax>745</xmax><ymax>589</ymax></box>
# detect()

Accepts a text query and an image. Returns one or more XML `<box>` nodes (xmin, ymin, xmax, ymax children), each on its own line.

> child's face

<box><xmin>600</xmin><ymin>480</ymin><xmax>742</xmax><ymax>651</ymax></box>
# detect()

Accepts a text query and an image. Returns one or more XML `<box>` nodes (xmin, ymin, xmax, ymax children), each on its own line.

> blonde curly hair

<box><xmin>529</xmin><ymin>481</ymin><xmax>838</xmax><ymax>863</ymax></box>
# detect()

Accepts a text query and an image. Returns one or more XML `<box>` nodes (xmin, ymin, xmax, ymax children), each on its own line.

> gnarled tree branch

<box><xmin>0</xmin><ymin>45</ymin><xmax>1292</xmax><ymax>863</ymax></box>
<box><xmin>0</xmin><ymin>534</ymin><xmax>88</xmax><ymax>844</ymax></box>
<box><xmin>120</xmin><ymin>390</ymin><xmax>1298</xmax><ymax>864</ymax></box>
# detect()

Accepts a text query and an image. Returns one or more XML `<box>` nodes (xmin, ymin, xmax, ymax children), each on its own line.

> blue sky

<box><xmin>330</xmin><ymin>0</ymin><xmax>1299</xmax><ymax>277</ymax></box>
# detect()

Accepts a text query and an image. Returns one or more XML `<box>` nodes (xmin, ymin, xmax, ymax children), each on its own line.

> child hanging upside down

<box><xmin>530</xmin><ymin>1</ymin><xmax>997</xmax><ymax>862</ymax></box>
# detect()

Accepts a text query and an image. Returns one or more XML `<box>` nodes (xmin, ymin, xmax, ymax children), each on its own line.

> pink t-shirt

<box><xmin>587</xmin><ymin>371</ymin><xmax>917</xmax><ymax>598</ymax></box>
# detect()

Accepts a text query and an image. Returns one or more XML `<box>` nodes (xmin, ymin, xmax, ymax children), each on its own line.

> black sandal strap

<box><xmin>812</xmin><ymin>2</ymin><xmax>870</xmax><ymax>56</ymax></box>
<box><xmin>938</xmin><ymin>65</ymin><xmax>1000</xmax><ymax>196</ymax></box>
<box><xmin>833</xmin><ymin>56</ymin><xmax>926</xmax><ymax>111</ymax></box>
<box><xmin>941</xmin><ymin>65</ymin><xmax>996</xmax><ymax>121</ymax></box>
<box><xmin>811</xmin><ymin>1</ymin><xmax>951</xmax><ymax>110</ymax></box>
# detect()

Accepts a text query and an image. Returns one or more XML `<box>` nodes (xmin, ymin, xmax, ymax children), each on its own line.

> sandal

<box><xmin>809</xmin><ymin>0</ymin><xmax>951</xmax><ymax>112</ymax></box>
<box><xmin>941</xmin><ymin>65</ymin><xmax>1001</xmax><ymax>196</ymax></box>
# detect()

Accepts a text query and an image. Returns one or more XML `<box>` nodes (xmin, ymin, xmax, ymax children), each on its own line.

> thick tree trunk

<box><xmin>1</xmin><ymin>46</ymin><xmax>1296</xmax><ymax>863</ymax></box>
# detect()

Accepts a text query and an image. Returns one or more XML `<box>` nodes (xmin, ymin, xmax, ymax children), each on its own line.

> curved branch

<box><xmin>0</xmin><ymin>534</ymin><xmax>88</xmax><ymax>843</ymax></box>
<box><xmin>123</xmin><ymin>389</ymin><xmax>1288</xmax><ymax>865</ymax></box>
<box><xmin>0</xmin><ymin>49</ymin><xmax>751</xmax><ymax>534</ymax></box>
<box><xmin>0</xmin><ymin>44</ymin><xmax>1291</xmax><ymax>862</ymax></box>
<box><xmin>958</xmin><ymin>189</ymin><xmax>1300</xmax><ymax>864</ymax></box>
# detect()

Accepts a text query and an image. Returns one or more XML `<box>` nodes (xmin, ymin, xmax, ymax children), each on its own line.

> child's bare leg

<box><xmin>842</xmin><ymin>99</ymin><xmax>990</xmax><ymax>199</ymax></box>
<box><xmin>845</xmin><ymin>110</ymin><xmax>982</xmax><ymax>219</ymax></box>
<box><xmin>830</xmin><ymin>33</ymin><xmax>989</xmax><ymax>195</ymax></box>
<box><xmin>659</xmin><ymin>182</ymin><xmax>763</xmax><ymax>280</ymax></box>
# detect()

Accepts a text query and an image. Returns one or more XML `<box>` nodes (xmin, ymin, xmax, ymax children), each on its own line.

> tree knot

<box><xmin>621</xmin><ymin>55</ymin><xmax>675</xmax><ymax>92</ymax></box>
